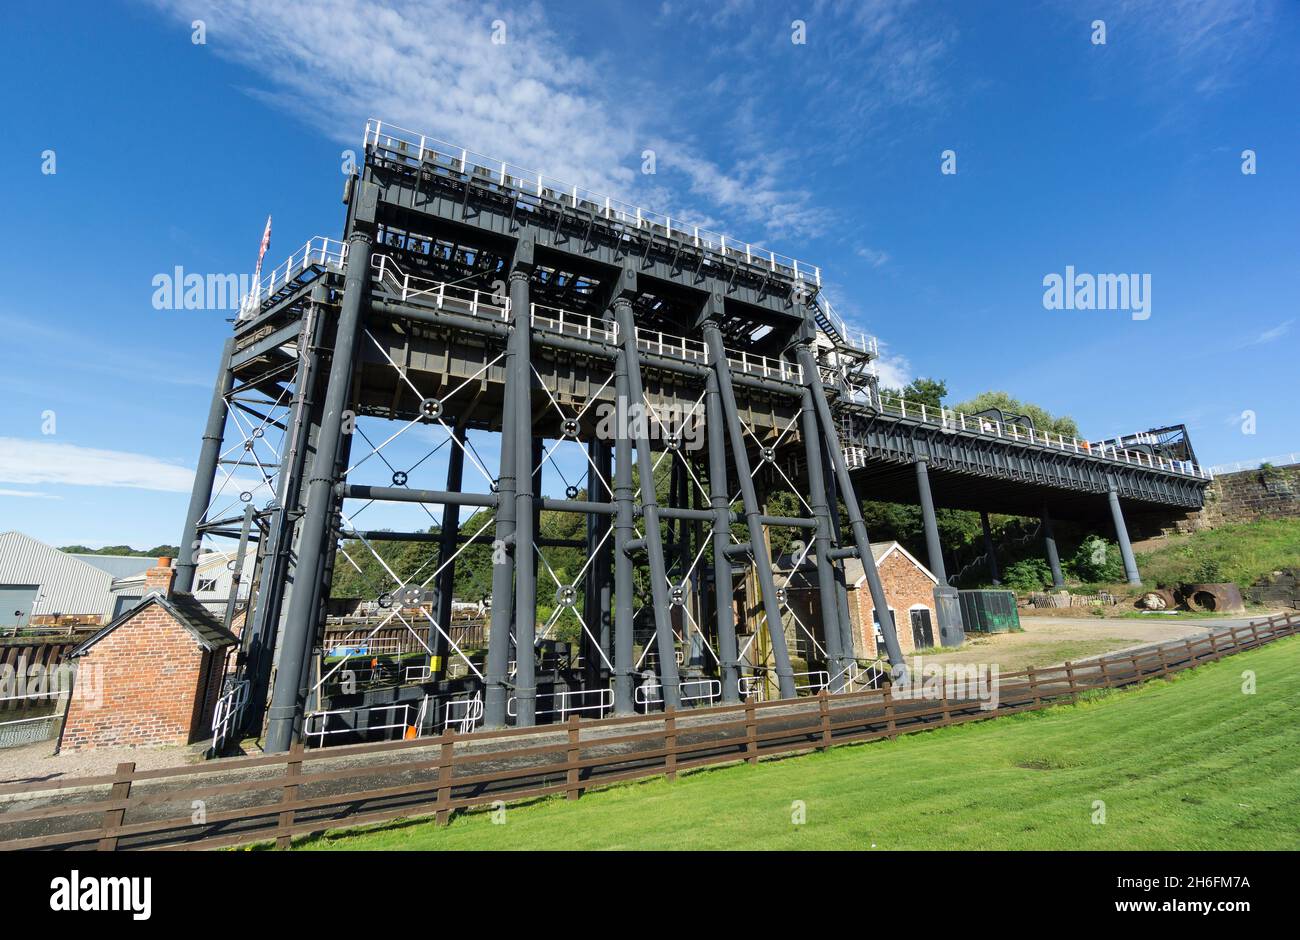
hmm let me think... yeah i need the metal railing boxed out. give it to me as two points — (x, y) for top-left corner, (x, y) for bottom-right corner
(305, 703), (413, 744)
(635, 326), (707, 363)
(864, 395), (1211, 479)
(444, 693), (483, 734)
(210, 679), (249, 754)
(634, 677), (722, 706)
(364, 118), (822, 290)
(530, 303), (617, 343)
(372, 254), (510, 320)
(245, 236), (348, 314)
(509, 687), (614, 721)
(815, 296), (878, 357)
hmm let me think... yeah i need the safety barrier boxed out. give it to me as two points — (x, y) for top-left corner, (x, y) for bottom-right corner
(3, 611), (1292, 851)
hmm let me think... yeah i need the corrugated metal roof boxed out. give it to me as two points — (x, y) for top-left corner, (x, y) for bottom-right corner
(0, 531), (116, 618)
(68, 554), (155, 580)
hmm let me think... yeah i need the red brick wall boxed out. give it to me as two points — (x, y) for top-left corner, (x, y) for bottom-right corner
(849, 550), (938, 658)
(61, 604), (221, 750)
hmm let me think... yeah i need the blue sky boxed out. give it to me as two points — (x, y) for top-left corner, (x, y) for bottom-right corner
(0, 0), (1296, 548)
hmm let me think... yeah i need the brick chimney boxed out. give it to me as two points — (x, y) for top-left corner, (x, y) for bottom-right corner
(144, 556), (176, 598)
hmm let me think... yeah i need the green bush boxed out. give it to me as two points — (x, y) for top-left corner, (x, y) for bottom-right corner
(1003, 557), (1052, 592)
(1190, 558), (1224, 582)
(1068, 536), (1125, 583)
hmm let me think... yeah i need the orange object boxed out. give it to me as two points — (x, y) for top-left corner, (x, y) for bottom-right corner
(404, 725), (418, 740)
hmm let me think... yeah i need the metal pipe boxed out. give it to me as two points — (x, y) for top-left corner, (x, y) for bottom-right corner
(799, 380), (847, 689)
(1108, 485), (1142, 585)
(511, 269), (538, 725)
(980, 511), (1001, 586)
(176, 336), (235, 593)
(612, 314), (637, 715)
(430, 424), (466, 681)
(707, 364), (738, 702)
(614, 297), (681, 707)
(915, 459), (948, 583)
(703, 320), (795, 699)
(1042, 503), (1065, 589)
(265, 231), (372, 753)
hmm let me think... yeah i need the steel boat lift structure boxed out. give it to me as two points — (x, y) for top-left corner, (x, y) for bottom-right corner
(178, 121), (1212, 753)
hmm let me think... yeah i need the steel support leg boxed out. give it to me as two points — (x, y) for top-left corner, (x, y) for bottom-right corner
(794, 340), (908, 684)
(265, 231), (372, 753)
(483, 317), (519, 728)
(1042, 503), (1066, 589)
(430, 423), (466, 681)
(614, 298), (681, 707)
(799, 380), (847, 689)
(582, 440), (613, 688)
(611, 325), (637, 714)
(703, 321), (796, 699)
(915, 460), (948, 583)
(705, 368), (740, 702)
(176, 336), (235, 593)
(980, 511), (1001, 586)
(511, 267), (538, 726)
(1108, 485), (1142, 585)
(824, 441), (856, 660)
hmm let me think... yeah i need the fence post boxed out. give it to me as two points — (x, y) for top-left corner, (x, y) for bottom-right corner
(566, 714), (582, 800)
(1207, 630), (1220, 661)
(1028, 667), (1041, 708)
(884, 683), (897, 737)
(1064, 661), (1077, 700)
(276, 742), (304, 850)
(435, 729), (455, 825)
(745, 699), (758, 765)
(1156, 644), (1170, 677)
(1127, 652), (1141, 686)
(940, 677), (952, 724)
(1248, 620), (1262, 646)
(818, 689), (831, 749)
(664, 706), (678, 781)
(97, 761), (135, 851)
(1098, 658), (1110, 688)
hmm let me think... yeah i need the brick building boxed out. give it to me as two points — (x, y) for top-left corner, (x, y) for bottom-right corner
(59, 558), (238, 751)
(778, 541), (940, 661)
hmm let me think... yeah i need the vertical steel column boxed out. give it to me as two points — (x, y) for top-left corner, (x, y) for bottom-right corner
(483, 313), (519, 728)
(914, 460), (948, 582)
(430, 423), (466, 681)
(583, 439), (613, 688)
(980, 511), (1001, 586)
(703, 320), (796, 699)
(1042, 503), (1066, 588)
(222, 504), (255, 634)
(793, 340), (908, 683)
(265, 231), (372, 753)
(1108, 484), (1142, 585)
(611, 318), (637, 714)
(241, 297), (323, 734)
(510, 267), (538, 725)
(705, 368), (740, 702)
(824, 441), (856, 660)
(176, 336), (235, 593)
(799, 380), (848, 689)
(613, 296), (681, 707)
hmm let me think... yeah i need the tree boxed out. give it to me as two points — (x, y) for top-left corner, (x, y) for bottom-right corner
(882, 376), (947, 408)
(950, 390), (1079, 438)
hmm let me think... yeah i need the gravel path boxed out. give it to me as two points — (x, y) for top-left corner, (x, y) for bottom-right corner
(0, 739), (201, 787)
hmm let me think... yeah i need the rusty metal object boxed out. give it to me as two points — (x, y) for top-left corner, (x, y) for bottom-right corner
(1180, 582), (1246, 614)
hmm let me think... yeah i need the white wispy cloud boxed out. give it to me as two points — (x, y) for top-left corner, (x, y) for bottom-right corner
(0, 438), (196, 492)
(0, 489), (61, 500)
(873, 350), (913, 391)
(855, 246), (891, 268)
(147, 0), (831, 241)
(1242, 318), (1294, 347)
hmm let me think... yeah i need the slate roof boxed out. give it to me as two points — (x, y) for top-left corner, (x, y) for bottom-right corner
(70, 591), (239, 657)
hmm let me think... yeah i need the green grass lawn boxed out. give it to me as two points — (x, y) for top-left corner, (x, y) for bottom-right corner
(295, 636), (1300, 851)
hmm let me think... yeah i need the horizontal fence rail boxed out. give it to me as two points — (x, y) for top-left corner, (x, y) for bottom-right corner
(1, 611), (1294, 851)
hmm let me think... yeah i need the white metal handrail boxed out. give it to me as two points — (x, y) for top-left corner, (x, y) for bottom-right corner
(815, 296), (878, 357)
(508, 687), (614, 721)
(364, 118), (821, 290)
(727, 350), (803, 384)
(305, 703), (410, 744)
(531, 303), (617, 344)
(210, 679), (249, 753)
(870, 395), (1211, 479)
(372, 254), (510, 320)
(444, 693), (483, 733)
(245, 236), (348, 314)
(634, 677), (722, 706)
(635, 326), (707, 363)
(737, 669), (829, 701)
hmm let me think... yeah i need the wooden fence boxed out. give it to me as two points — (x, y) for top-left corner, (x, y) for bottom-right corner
(0, 611), (1295, 852)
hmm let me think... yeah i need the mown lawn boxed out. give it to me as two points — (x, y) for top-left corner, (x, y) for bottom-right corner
(295, 636), (1300, 851)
